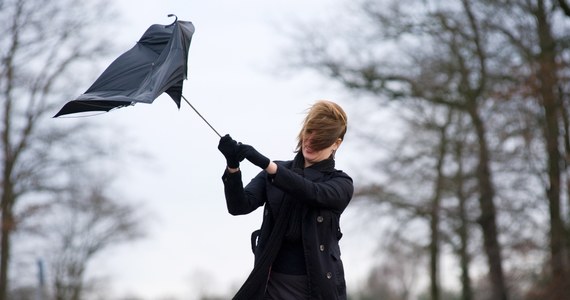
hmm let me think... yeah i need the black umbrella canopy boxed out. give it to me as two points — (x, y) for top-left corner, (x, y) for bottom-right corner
(54, 17), (195, 117)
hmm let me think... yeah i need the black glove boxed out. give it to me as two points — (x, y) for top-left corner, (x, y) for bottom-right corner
(240, 144), (270, 169)
(218, 134), (244, 168)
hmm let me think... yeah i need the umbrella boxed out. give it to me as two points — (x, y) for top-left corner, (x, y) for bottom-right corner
(54, 15), (221, 137)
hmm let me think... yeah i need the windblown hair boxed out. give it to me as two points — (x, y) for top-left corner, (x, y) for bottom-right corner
(295, 100), (348, 152)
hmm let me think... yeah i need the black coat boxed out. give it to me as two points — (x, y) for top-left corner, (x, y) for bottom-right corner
(222, 155), (353, 300)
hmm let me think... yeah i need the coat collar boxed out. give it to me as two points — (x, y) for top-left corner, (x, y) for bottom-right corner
(291, 152), (336, 177)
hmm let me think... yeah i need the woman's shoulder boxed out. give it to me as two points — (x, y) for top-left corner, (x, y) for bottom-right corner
(331, 169), (353, 183)
(274, 159), (294, 168)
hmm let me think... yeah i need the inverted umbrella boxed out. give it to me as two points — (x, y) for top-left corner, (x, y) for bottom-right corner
(54, 15), (221, 137)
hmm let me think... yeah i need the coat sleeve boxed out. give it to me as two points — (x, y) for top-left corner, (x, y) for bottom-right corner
(270, 166), (354, 213)
(222, 169), (267, 215)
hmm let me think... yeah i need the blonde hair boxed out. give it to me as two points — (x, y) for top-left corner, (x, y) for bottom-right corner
(295, 100), (348, 152)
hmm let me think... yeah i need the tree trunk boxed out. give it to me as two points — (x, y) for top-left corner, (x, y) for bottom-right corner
(454, 136), (473, 300)
(535, 0), (569, 289)
(429, 123), (449, 300)
(0, 193), (13, 300)
(0, 5), (19, 298)
(561, 91), (570, 276)
(468, 103), (508, 300)
(0, 104), (14, 300)
(0, 55), (13, 300)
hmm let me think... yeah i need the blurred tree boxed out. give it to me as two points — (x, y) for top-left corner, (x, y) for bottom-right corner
(355, 101), (481, 300)
(350, 234), (424, 300)
(427, 109), (453, 300)
(449, 116), (475, 300)
(286, 0), (570, 298)
(558, 0), (570, 16)
(46, 174), (145, 300)
(534, 0), (567, 289)
(289, 0), (509, 298)
(479, 0), (570, 295)
(0, 0), (118, 299)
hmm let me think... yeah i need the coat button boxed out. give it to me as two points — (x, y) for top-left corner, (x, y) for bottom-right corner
(326, 272), (332, 279)
(320, 245), (325, 252)
(317, 216), (324, 223)
(264, 209), (269, 216)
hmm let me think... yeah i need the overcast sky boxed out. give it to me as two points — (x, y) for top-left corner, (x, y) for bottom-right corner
(75, 1), (384, 298)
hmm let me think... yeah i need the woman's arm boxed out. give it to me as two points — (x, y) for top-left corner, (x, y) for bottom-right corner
(222, 169), (267, 215)
(271, 166), (353, 213)
(241, 145), (353, 212)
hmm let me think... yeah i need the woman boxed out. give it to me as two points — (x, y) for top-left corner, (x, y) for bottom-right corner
(218, 100), (353, 300)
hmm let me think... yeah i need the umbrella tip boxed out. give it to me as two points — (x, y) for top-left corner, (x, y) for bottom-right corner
(166, 14), (178, 27)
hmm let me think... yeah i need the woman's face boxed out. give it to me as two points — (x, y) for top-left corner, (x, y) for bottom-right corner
(302, 132), (340, 167)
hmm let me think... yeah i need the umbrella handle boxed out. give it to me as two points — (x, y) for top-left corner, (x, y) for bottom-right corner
(181, 95), (222, 138)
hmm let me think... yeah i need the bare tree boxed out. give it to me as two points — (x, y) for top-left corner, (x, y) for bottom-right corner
(283, 0), (566, 298)
(291, 0), (509, 298)
(481, 0), (570, 295)
(558, 0), (570, 16)
(535, 0), (568, 290)
(0, 0), (117, 298)
(355, 233), (424, 300)
(450, 116), (475, 300)
(46, 174), (145, 300)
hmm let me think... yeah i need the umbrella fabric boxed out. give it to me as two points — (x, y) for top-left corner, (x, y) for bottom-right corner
(54, 19), (195, 117)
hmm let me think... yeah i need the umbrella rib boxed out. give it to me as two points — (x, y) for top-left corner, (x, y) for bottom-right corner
(181, 95), (222, 138)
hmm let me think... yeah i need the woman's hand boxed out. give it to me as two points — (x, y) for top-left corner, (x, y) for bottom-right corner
(239, 144), (277, 174)
(218, 134), (246, 170)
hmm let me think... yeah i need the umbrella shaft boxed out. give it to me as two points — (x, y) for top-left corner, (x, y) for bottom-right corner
(182, 95), (222, 138)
